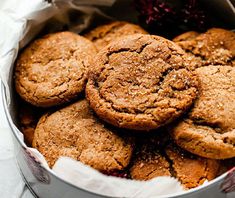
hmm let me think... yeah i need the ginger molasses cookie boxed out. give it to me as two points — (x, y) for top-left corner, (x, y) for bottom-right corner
(173, 31), (200, 42)
(33, 99), (134, 172)
(165, 144), (220, 189)
(172, 66), (235, 159)
(130, 135), (219, 189)
(86, 34), (199, 130)
(15, 32), (97, 107)
(84, 21), (148, 50)
(130, 135), (171, 181)
(176, 28), (235, 66)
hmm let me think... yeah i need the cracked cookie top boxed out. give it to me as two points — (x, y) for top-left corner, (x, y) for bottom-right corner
(32, 99), (134, 171)
(129, 133), (220, 189)
(171, 66), (235, 159)
(84, 21), (148, 51)
(86, 34), (199, 130)
(15, 32), (97, 107)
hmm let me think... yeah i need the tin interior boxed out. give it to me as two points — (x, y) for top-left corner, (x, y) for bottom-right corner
(1, 0), (235, 197)
(2, 83), (229, 197)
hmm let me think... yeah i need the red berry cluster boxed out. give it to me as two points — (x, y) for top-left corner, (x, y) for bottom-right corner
(103, 170), (129, 179)
(135, 0), (207, 35)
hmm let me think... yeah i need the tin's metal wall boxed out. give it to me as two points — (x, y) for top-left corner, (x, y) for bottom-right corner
(1, 0), (235, 197)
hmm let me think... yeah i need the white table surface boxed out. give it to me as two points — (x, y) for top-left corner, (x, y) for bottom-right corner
(0, 83), (34, 198)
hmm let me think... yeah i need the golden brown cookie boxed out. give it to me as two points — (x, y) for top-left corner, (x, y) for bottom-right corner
(15, 32), (97, 107)
(171, 66), (235, 159)
(33, 99), (134, 172)
(173, 31), (200, 42)
(84, 21), (148, 50)
(18, 100), (43, 146)
(176, 28), (235, 67)
(130, 135), (220, 189)
(86, 34), (199, 131)
(165, 144), (220, 189)
(130, 135), (171, 181)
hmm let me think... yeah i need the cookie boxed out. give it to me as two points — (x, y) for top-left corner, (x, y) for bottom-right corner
(130, 135), (171, 181)
(86, 34), (199, 130)
(171, 66), (235, 159)
(130, 135), (220, 189)
(173, 31), (200, 42)
(165, 144), (220, 189)
(15, 32), (97, 107)
(84, 21), (148, 50)
(18, 100), (43, 146)
(176, 28), (235, 67)
(32, 99), (134, 172)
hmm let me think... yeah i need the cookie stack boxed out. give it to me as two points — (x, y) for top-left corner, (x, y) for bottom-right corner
(15, 21), (235, 189)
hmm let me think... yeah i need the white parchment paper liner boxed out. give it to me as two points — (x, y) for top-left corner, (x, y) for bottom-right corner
(3, 0), (234, 197)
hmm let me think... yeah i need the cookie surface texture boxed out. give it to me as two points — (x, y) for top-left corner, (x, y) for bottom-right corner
(172, 66), (235, 159)
(176, 28), (235, 66)
(15, 32), (97, 107)
(33, 99), (134, 171)
(86, 34), (199, 130)
(84, 21), (148, 50)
